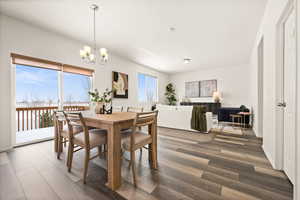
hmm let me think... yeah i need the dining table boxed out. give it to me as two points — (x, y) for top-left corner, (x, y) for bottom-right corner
(54, 111), (158, 191)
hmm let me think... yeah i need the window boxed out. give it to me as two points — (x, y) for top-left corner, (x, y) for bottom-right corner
(138, 73), (158, 103)
(16, 64), (59, 107)
(12, 53), (94, 108)
(63, 72), (91, 106)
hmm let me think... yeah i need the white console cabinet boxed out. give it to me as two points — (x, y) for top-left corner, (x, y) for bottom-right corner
(156, 104), (212, 132)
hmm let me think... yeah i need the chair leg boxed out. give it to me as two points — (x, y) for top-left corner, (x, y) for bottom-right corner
(139, 148), (143, 161)
(130, 150), (137, 187)
(83, 149), (90, 184)
(104, 144), (108, 159)
(68, 142), (74, 172)
(57, 136), (62, 159)
(98, 146), (102, 158)
(148, 144), (153, 164)
(64, 138), (67, 147)
(66, 140), (71, 167)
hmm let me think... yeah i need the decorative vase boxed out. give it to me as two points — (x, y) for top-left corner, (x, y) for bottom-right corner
(95, 102), (104, 114)
(103, 102), (112, 114)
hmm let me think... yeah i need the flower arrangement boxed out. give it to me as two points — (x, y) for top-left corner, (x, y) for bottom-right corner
(88, 88), (113, 114)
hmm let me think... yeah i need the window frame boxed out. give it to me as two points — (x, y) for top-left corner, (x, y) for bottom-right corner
(137, 72), (159, 103)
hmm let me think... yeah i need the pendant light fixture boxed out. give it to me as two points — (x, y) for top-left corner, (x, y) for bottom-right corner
(80, 4), (108, 63)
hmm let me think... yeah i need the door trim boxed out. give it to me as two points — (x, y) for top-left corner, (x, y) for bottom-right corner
(257, 37), (264, 138)
(296, 0), (300, 198)
(275, 0), (295, 170)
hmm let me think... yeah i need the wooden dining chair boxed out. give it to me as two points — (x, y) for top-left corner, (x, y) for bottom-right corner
(124, 106), (144, 153)
(64, 112), (107, 184)
(53, 111), (83, 160)
(121, 111), (158, 186)
(127, 106), (144, 113)
(113, 105), (123, 112)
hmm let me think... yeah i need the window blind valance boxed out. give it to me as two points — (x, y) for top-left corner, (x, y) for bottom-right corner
(62, 64), (94, 76)
(11, 53), (94, 76)
(11, 53), (62, 71)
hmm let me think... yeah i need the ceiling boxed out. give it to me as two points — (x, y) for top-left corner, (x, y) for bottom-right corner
(0, 0), (267, 74)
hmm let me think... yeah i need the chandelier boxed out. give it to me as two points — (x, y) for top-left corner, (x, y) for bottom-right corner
(80, 4), (108, 63)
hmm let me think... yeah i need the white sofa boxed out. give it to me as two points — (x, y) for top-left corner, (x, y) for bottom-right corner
(156, 104), (213, 132)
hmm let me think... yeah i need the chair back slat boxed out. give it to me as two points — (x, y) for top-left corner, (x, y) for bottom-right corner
(53, 110), (65, 132)
(136, 112), (156, 127)
(130, 111), (158, 147)
(64, 112), (90, 147)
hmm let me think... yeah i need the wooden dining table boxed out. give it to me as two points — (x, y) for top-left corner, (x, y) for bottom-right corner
(54, 111), (158, 191)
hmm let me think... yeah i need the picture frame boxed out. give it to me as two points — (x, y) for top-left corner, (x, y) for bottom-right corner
(199, 79), (217, 97)
(112, 71), (128, 98)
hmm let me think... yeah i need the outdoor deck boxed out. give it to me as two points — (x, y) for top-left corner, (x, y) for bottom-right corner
(15, 105), (88, 145)
(16, 127), (54, 145)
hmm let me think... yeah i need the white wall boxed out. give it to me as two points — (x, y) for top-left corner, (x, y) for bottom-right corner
(169, 64), (251, 108)
(94, 56), (169, 110)
(0, 14), (169, 151)
(249, 0), (290, 168)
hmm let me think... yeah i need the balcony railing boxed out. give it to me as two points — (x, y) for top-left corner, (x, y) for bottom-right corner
(16, 105), (88, 132)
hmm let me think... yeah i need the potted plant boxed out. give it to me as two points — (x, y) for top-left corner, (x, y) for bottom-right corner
(88, 89), (104, 114)
(88, 88), (113, 114)
(165, 83), (177, 105)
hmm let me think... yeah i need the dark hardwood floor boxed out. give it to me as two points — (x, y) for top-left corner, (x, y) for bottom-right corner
(0, 126), (293, 200)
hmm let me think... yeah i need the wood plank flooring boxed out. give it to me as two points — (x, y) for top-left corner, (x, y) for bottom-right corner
(0, 127), (293, 200)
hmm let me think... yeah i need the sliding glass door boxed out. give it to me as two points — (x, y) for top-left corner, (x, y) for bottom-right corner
(13, 54), (94, 145)
(16, 65), (59, 144)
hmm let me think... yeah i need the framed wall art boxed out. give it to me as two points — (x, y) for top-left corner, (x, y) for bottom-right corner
(112, 71), (128, 98)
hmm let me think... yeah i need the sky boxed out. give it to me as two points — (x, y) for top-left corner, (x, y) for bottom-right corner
(16, 65), (157, 104)
(16, 65), (90, 104)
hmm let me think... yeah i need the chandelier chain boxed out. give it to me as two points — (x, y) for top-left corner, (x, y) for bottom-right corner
(93, 6), (96, 51)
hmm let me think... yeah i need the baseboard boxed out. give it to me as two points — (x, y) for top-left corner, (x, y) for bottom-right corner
(262, 145), (276, 169)
(252, 127), (257, 136)
(0, 146), (13, 153)
(14, 137), (54, 148)
(252, 128), (263, 139)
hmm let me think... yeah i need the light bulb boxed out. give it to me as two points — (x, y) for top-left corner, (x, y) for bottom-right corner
(80, 49), (86, 58)
(89, 54), (95, 62)
(84, 46), (91, 54)
(100, 48), (107, 56)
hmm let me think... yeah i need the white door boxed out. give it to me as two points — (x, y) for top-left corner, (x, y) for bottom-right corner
(283, 8), (296, 184)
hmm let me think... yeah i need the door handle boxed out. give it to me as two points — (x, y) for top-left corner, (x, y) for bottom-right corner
(277, 102), (286, 107)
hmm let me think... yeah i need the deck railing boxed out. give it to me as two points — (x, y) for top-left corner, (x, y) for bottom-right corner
(16, 105), (88, 132)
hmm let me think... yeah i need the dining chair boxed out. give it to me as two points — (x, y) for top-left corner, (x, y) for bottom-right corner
(127, 106), (144, 113)
(121, 110), (158, 186)
(124, 106), (144, 153)
(53, 110), (83, 160)
(113, 105), (123, 112)
(64, 112), (107, 184)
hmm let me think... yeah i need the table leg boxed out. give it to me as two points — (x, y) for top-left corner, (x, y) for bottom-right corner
(148, 124), (153, 164)
(107, 124), (121, 190)
(149, 121), (158, 169)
